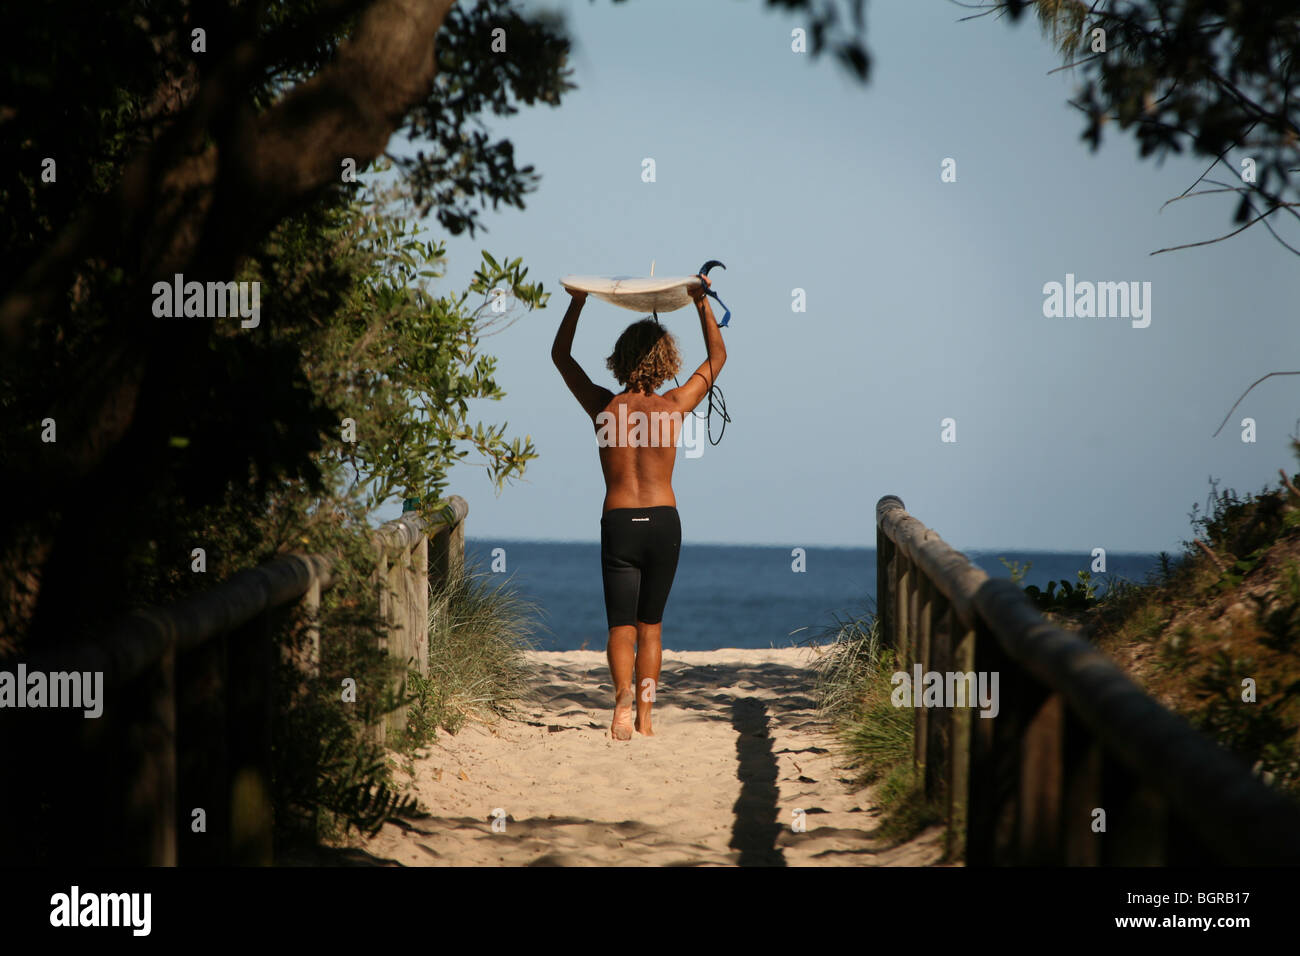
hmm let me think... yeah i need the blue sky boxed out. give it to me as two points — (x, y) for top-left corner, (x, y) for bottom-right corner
(379, 0), (1300, 552)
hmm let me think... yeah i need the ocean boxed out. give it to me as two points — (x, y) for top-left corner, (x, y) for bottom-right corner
(464, 539), (1166, 652)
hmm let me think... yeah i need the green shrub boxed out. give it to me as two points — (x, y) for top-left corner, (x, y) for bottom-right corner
(1187, 476), (1292, 564)
(1192, 652), (1300, 795)
(1023, 570), (1100, 611)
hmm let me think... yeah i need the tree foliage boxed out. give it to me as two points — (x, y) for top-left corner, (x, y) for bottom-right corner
(971, 0), (1300, 254)
(0, 0), (569, 646)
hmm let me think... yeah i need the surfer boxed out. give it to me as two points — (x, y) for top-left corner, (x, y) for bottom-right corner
(551, 275), (727, 739)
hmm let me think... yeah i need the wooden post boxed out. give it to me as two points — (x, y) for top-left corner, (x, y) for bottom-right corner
(367, 544), (390, 748)
(374, 548), (390, 656)
(876, 531), (894, 649)
(428, 526), (449, 591)
(283, 572), (322, 684)
(177, 634), (229, 864)
(384, 547), (412, 742)
(427, 506), (466, 668)
(412, 536), (429, 677)
(428, 526), (450, 658)
(227, 612), (274, 865)
(896, 555), (912, 670)
(874, 493), (905, 654)
(371, 502), (468, 744)
(1061, 710), (1102, 866)
(966, 620), (1019, 865)
(123, 648), (177, 865)
(990, 659), (1033, 864)
(913, 575), (933, 785)
(448, 516), (465, 586)
(1017, 691), (1064, 863)
(924, 599), (954, 807)
(947, 622), (976, 860)
(1099, 751), (1168, 865)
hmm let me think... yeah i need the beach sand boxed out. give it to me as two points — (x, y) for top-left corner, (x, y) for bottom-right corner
(356, 647), (948, 866)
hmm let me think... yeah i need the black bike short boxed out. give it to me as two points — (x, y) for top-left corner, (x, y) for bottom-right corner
(600, 506), (681, 628)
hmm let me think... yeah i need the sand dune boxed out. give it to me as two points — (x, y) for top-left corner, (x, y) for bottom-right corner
(356, 647), (947, 866)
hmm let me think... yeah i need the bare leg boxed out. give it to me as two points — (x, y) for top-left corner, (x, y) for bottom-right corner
(634, 621), (662, 736)
(607, 624), (636, 740)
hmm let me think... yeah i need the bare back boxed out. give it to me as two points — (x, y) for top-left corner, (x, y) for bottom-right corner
(594, 389), (682, 512)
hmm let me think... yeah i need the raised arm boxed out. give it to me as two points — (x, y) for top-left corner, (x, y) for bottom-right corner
(665, 277), (727, 414)
(551, 289), (612, 419)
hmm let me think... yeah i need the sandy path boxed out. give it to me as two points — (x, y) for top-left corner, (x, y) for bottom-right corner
(356, 648), (946, 866)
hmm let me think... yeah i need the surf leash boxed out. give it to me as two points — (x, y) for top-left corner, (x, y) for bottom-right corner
(697, 259), (732, 327)
(692, 259), (731, 445)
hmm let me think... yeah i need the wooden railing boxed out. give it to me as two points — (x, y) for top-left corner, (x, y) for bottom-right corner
(0, 496), (467, 866)
(875, 495), (1300, 865)
(373, 497), (467, 739)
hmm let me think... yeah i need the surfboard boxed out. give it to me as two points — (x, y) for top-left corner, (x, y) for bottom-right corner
(560, 274), (703, 313)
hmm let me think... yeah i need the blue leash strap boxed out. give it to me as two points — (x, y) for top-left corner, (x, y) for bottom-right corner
(704, 286), (731, 328)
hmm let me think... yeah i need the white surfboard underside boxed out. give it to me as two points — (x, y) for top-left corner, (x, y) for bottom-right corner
(560, 274), (702, 313)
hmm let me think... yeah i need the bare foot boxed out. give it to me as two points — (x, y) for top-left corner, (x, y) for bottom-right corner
(635, 715), (655, 737)
(611, 688), (634, 740)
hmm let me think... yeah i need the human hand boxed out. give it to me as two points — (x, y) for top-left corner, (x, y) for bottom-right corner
(691, 274), (711, 302)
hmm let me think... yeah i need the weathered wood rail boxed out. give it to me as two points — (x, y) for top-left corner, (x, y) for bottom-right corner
(875, 494), (1300, 865)
(0, 496), (467, 866)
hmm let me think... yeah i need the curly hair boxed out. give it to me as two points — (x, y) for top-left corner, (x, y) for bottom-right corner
(605, 318), (682, 394)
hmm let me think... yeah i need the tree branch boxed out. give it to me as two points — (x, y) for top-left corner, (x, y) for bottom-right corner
(0, 0), (453, 344)
(1213, 371), (1300, 437)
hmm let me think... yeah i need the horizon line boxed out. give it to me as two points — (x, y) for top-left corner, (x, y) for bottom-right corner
(463, 535), (1173, 555)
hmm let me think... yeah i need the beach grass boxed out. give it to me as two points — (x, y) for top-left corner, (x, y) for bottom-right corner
(809, 604), (944, 845)
(401, 564), (539, 750)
